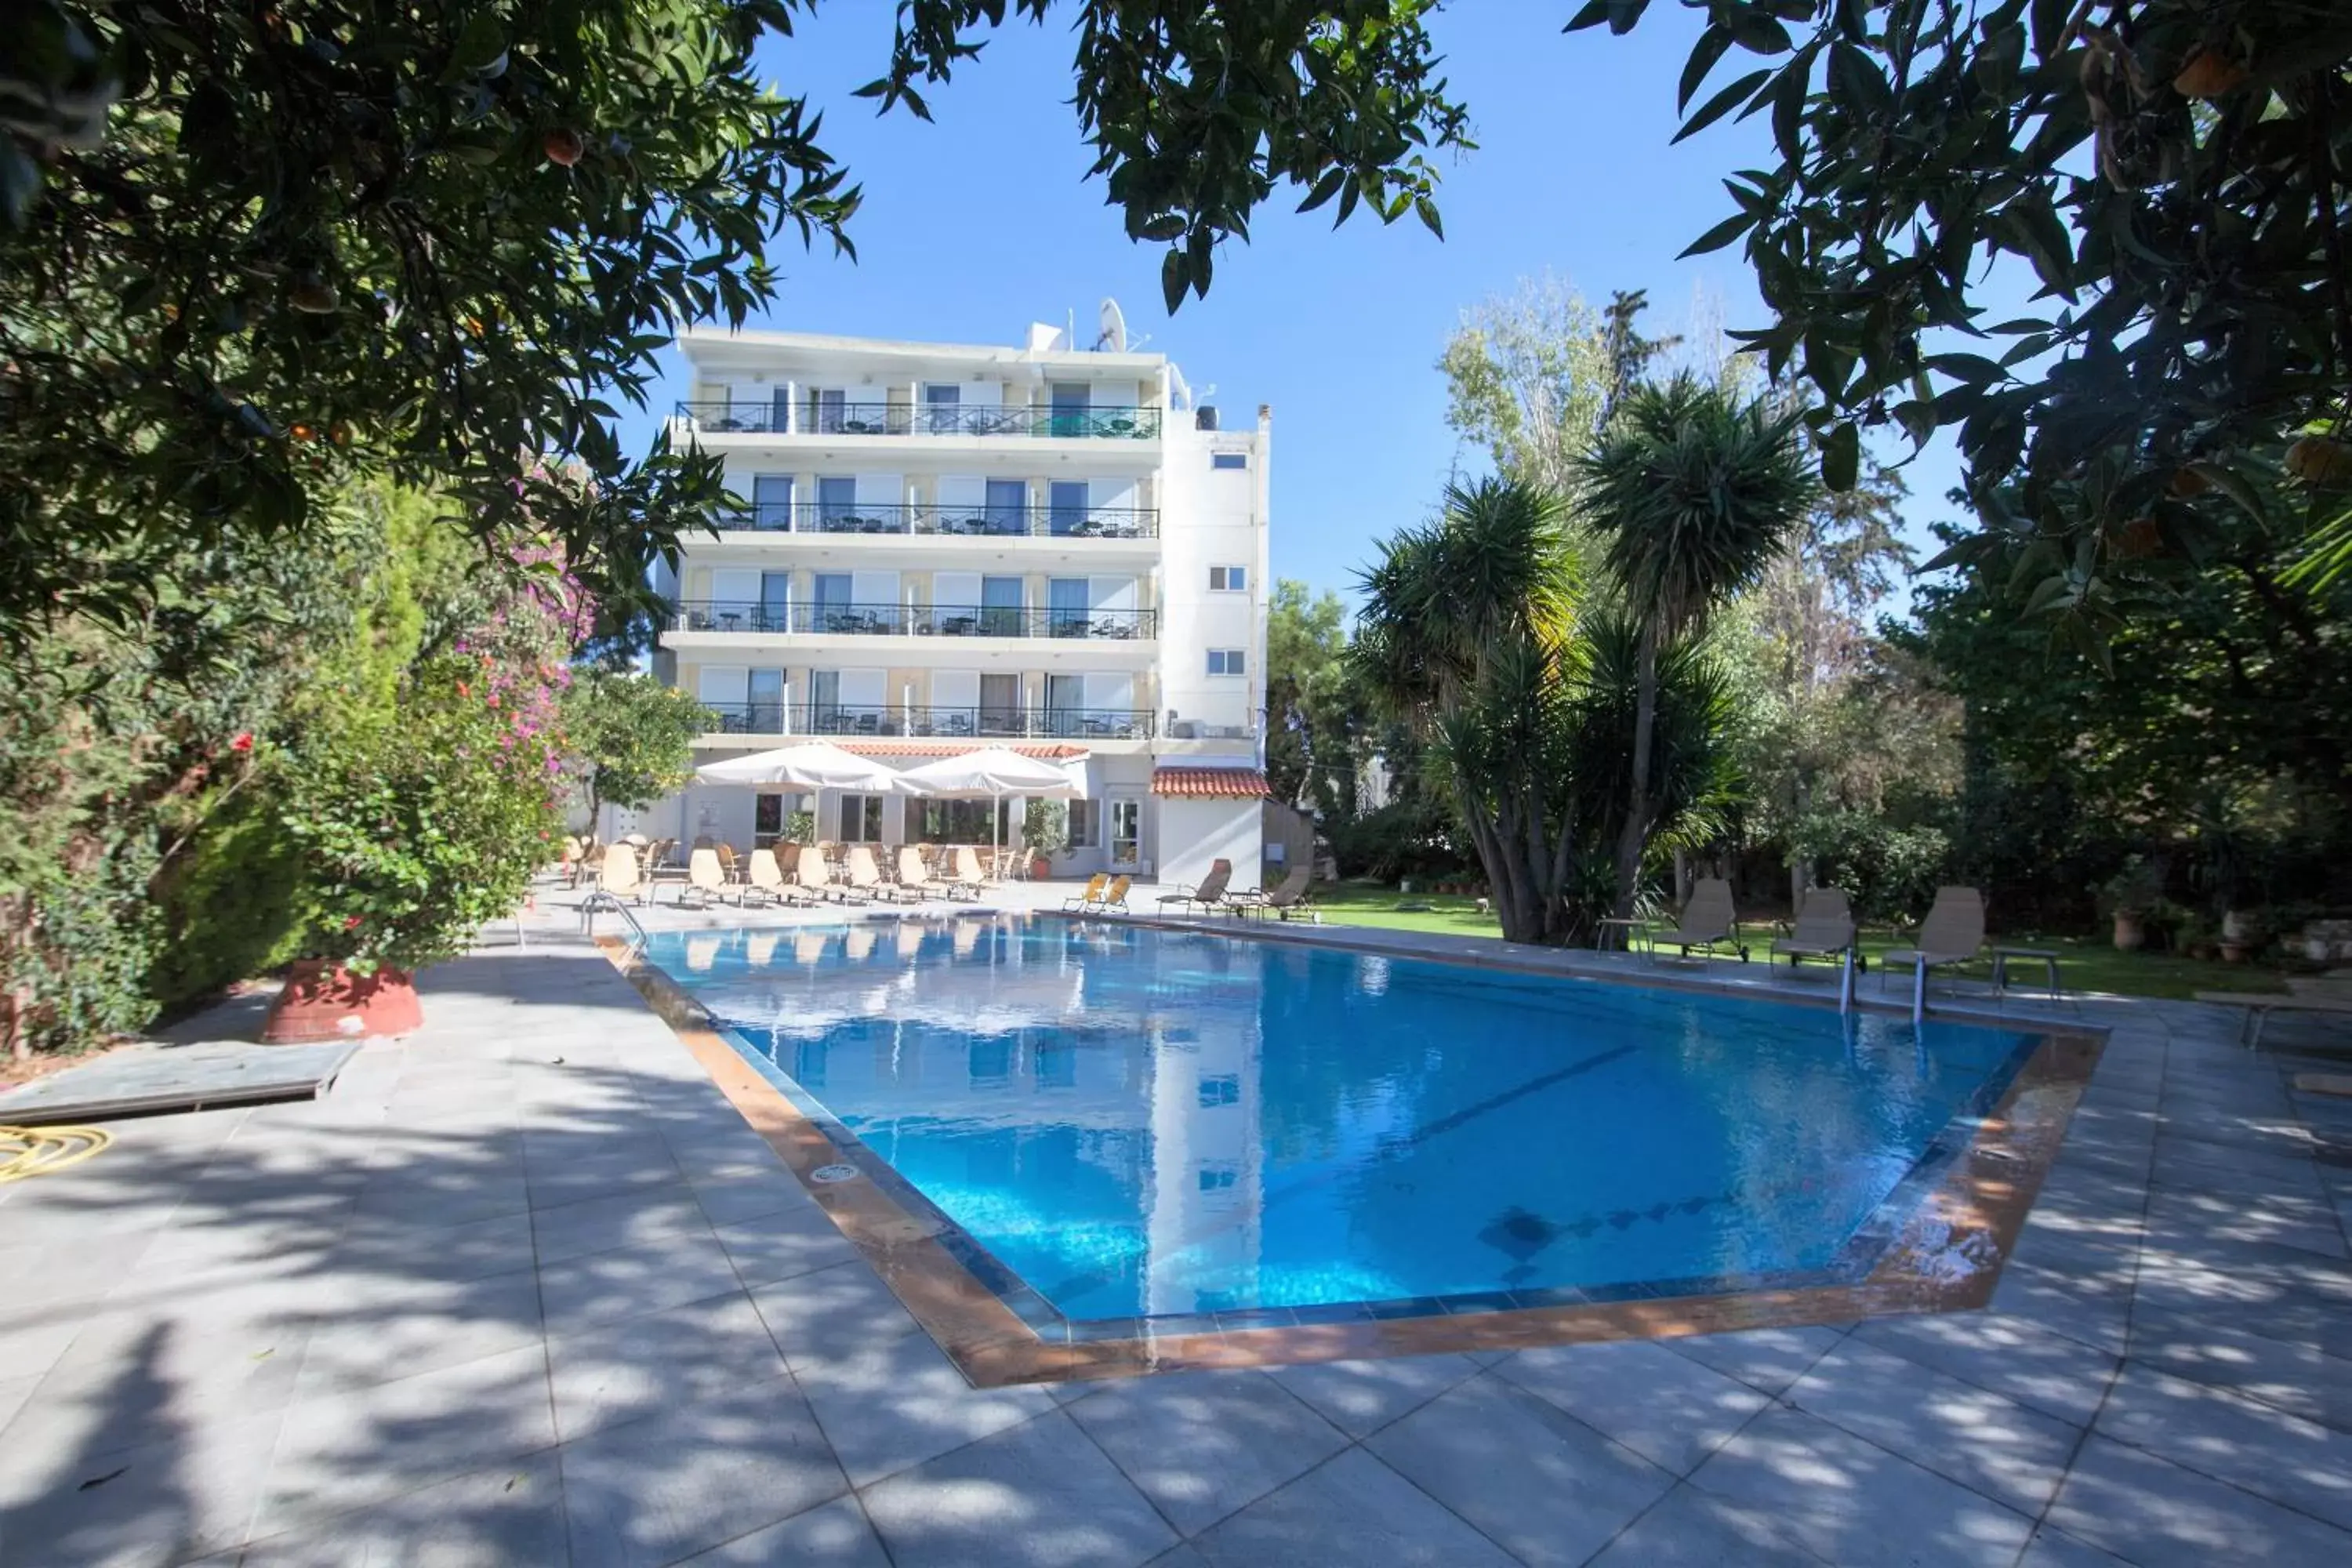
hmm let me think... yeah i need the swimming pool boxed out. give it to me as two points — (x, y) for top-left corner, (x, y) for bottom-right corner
(642, 919), (2044, 1333)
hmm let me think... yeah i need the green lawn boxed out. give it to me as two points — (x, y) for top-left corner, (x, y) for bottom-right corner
(1305, 880), (2296, 1003)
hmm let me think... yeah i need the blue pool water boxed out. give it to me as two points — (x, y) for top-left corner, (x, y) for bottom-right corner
(644, 920), (2037, 1325)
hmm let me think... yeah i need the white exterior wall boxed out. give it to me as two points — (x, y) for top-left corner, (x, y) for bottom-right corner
(1156, 411), (1270, 746)
(1157, 798), (1262, 895)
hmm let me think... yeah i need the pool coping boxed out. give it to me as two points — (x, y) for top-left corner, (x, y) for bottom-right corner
(598, 920), (2106, 1389)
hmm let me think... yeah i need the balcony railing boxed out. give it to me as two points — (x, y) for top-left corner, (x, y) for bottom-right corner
(671, 600), (1157, 641)
(718, 501), (1158, 539)
(700, 702), (1155, 741)
(677, 401), (1162, 440)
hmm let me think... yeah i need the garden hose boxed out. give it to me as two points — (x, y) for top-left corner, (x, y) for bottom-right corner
(0, 1124), (111, 1183)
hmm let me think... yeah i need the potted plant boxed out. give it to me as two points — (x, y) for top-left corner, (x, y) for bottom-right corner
(1022, 798), (1068, 880)
(2096, 857), (2163, 952)
(264, 648), (568, 1042)
(2219, 907), (2263, 964)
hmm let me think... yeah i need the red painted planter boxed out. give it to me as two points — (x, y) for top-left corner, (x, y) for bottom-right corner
(260, 960), (423, 1043)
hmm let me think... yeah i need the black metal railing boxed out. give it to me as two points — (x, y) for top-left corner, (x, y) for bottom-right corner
(677, 401), (1162, 440)
(699, 702), (1154, 740)
(671, 600), (1157, 641)
(717, 501), (1158, 539)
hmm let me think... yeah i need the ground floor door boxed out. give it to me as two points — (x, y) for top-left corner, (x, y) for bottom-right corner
(1107, 793), (1142, 870)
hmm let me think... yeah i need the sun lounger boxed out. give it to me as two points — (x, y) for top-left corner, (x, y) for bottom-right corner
(1772, 886), (1857, 968)
(1156, 858), (1232, 914)
(1645, 877), (1746, 963)
(1262, 866), (1316, 920)
(1229, 865), (1311, 920)
(1881, 885), (1987, 1022)
(1101, 874), (1131, 914)
(797, 844), (866, 905)
(847, 845), (918, 904)
(898, 846), (954, 901)
(949, 847), (991, 899)
(743, 848), (808, 907)
(680, 847), (730, 909)
(1062, 873), (1110, 913)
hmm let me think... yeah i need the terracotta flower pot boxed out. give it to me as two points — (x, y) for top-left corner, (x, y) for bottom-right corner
(261, 960), (423, 1043)
(2111, 913), (2146, 953)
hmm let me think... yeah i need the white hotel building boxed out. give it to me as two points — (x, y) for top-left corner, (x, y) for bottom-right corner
(637, 318), (1271, 888)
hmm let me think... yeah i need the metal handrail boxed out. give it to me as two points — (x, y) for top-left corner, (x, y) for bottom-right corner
(716, 502), (1159, 539)
(677, 401), (1163, 440)
(670, 600), (1157, 640)
(698, 702), (1155, 740)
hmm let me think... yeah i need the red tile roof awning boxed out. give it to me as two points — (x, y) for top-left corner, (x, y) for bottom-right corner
(1152, 766), (1271, 800)
(834, 741), (1088, 760)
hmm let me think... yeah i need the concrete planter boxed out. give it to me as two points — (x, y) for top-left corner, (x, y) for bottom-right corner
(261, 960), (423, 1043)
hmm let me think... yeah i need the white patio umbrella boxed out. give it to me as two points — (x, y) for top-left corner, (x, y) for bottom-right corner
(891, 746), (1080, 869)
(692, 740), (906, 793)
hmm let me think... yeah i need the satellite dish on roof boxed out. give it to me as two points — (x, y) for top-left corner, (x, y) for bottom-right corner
(1167, 362), (1194, 412)
(1096, 297), (1129, 353)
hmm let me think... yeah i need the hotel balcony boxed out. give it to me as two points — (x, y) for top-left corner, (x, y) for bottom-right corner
(668, 601), (1156, 642)
(698, 702), (1156, 742)
(676, 401), (1162, 441)
(715, 500), (1157, 540)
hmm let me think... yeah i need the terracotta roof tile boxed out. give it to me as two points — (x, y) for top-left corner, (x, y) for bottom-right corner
(834, 740), (1087, 760)
(1152, 766), (1270, 800)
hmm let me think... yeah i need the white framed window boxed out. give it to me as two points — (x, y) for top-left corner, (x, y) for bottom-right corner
(1207, 648), (1247, 677)
(1211, 452), (1248, 470)
(1208, 565), (1247, 592)
(837, 793), (885, 843)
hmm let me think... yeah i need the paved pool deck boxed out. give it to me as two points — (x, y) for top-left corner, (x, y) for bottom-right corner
(2, 889), (2349, 1566)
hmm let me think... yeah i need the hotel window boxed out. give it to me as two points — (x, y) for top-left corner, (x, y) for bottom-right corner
(1198, 1074), (1240, 1108)
(1211, 452), (1247, 470)
(1207, 648), (1247, 677)
(1197, 1164), (1238, 1192)
(837, 793), (884, 843)
(1066, 799), (1099, 848)
(1208, 565), (1247, 592)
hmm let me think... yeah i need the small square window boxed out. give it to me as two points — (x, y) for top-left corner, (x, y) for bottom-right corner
(1207, 648), (1247, 677)
(1197, 1074), (1240, 1108)
(1211, 452), (1248, 470)
(1197, 1164), (1238, 1192)
(1208, 565), (1247, 592)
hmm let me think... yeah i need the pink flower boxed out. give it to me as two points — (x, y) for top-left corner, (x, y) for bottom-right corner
(230, 732), (254, 753)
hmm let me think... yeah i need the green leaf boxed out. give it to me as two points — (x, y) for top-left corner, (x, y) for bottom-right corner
(1679, 208), (1759, 259)
(1563, 0), (1613, 33)
(1160, 249), (1186, 314)
(1673, 68), (1773, 143)
(1821, 422), (1860, 492)
(1296, 167), (1346, 215)
(1679, 26), (1734, 111)
(450, 14), (505, 73)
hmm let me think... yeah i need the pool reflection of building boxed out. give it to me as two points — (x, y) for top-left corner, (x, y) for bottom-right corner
(705, 918), (1272, 1316)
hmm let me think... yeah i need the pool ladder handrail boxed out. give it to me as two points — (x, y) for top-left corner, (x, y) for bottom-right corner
(579, 890), (648, 948)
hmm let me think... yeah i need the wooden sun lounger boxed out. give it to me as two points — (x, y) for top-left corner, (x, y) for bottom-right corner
(2197, 988), (2352, 1050)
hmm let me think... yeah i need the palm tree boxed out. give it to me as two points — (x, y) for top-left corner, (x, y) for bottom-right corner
(1577, 375), (1816, 918)
(1355, 477), (1584, 942)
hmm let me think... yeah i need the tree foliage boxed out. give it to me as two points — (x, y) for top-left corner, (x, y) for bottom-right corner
(563, 670), (710, 830)
(1573, 0), (2352, 647)
(3, 1), (1473, 642)
(1265, 579), (1371, 817)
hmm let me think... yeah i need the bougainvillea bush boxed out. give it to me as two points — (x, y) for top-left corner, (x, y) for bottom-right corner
(277, 546), (590, 974)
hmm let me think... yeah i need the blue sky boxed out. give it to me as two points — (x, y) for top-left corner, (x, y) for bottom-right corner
(622, 5), (1967, 608)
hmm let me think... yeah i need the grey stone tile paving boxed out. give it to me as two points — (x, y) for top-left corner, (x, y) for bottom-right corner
(557, 1379), (848, 1568)
(1781, 1339), (2084, 1513)
(1363, 1373), (1675, 1566)
(1582, 1480), (1831, 1566)
(2, 919), (2349, 1566)
(674, 1494), (891, 1566)
(1262, 1350), (1483, 1438)
(1065, 1370), (1350, 1534)
(2045, 1434), (2352, 1567)
(859, 1410), (1177, 1568)
(1690, 1406), (2037, 1568)
(1495, 1337), (1773, 1473)
(235, 1453), (570, 1566)
(1186, 1446), (1516, 1566)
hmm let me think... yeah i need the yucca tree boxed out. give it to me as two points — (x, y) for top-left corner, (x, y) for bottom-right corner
(1577, 376), (1816, 918)
(1355, 477), (1585, 942)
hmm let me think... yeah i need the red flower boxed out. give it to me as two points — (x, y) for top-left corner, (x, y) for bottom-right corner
(343, 914), (362, 929)
(230, 732), (254, 753)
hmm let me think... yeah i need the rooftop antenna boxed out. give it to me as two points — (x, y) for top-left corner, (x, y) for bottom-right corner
(1095, 297), (1129, 353)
